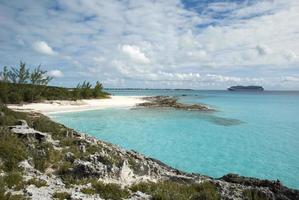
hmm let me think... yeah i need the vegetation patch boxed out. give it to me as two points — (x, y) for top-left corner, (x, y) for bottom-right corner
(26, 178), (47, 188)
(0, 131), (28, 172)
(2, 171), (24, 190)
(52, 192), (71, 200)
(0, 62), (109, 104)
(130, 180), (220, 200)
(243, 189), (269, 200)
(80, 187), (97, 195)
(91, 181), (130, 200)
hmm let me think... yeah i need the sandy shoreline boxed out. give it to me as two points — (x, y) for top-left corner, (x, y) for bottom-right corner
(8, 96), (147, 115)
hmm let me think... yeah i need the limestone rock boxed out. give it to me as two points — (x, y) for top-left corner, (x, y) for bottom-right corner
(72, 159), (107, 178)
(138, 96), (213, 111)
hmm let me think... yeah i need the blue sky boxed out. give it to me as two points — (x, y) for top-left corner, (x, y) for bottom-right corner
(0, 0), (299, 90)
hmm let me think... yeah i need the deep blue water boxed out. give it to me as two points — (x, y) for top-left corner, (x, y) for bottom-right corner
(50, 90), (299, 189)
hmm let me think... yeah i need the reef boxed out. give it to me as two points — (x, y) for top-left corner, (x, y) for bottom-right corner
(138, 96), (214, 111)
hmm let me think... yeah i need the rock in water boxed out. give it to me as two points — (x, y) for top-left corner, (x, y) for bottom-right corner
(138, 96), (213, 111)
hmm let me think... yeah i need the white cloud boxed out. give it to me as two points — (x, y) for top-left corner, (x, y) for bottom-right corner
(48, 70), (64, 78)
(121, 45), (150, 64)
(282, 76), (299, 82)
(32, 41), (56, 55)
(284, 51), (297, 61)
(187, 50), (208, 61)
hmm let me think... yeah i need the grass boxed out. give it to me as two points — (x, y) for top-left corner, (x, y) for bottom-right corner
(130, 181), (220, 200)
(0, 191), (28, 200)
(2, 171), (24, 190)
(30, 142), (60, 172)
(26, 178), (48, 188)
(52, 192), (71, 200)
(80, 187), (97, 195)
(0, 104), (29, 126)
(91, 181), (130, 200)
(243, 189), (269, 200)
(0, 131), (28, 172)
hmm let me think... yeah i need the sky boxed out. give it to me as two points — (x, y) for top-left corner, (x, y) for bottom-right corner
(0, 0), (299, 90)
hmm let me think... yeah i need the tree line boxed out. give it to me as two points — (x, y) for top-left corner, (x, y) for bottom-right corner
(0, 62), (109, 104)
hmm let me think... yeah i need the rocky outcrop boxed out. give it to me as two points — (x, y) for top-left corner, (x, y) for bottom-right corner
(220, 174), (299, 200)
(9, 119), (48, 142)
(138, 96), (213, 111)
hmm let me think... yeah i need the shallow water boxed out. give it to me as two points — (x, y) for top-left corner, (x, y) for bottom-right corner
(51, 90), (299, 189)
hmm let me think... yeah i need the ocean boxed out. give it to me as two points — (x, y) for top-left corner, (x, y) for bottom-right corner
(50, 89), (299, 189)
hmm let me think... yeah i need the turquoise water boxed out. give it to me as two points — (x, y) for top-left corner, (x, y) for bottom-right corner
(51, 90), (299, 189)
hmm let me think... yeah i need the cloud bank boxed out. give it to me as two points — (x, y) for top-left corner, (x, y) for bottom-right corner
(0, 0), (298, 89)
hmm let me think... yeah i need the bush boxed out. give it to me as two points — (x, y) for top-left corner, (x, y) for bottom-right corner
(26, 178), (47, 188)
(30, 143), (54, 172)
(32, 117), (63, 136)
(52, 192), (71, 200)
(130, 181), (220, 200)
(0, 104), (29, 126)
(0, 79), (110, 104)
(81, 187), (96, 195)
(3, 171), (24, 189)
(0, 132), (28, 171)
(91, 181), (130, 200)
(243, 189), (269, 200)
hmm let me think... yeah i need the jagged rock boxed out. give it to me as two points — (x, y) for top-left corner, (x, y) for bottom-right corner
(72, 159), (107, 178)
(65, 152), (75, 163)
(9, 119), (47, 142)
(0, 111), (5, 117)
(138, 96), (213, 111)
(79, 144), (86, 153)
(220, 174), (299, 200)
(128, 191), (152, 200)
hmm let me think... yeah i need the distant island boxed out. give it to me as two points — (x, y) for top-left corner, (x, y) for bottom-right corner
(228, 85), (264, 91)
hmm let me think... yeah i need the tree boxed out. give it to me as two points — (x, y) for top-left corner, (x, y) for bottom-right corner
(30, 65), (52, 85)
(8, 62), (30, 84)
(93, 81), (103, 97)
(0, 66), (10, 82)
(80, 81), (93, 98)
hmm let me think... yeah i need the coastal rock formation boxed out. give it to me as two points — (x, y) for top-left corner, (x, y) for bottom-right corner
(138, 96), (213, 111)
(220, 174), (299, 200)
(9, 119), (48, 142)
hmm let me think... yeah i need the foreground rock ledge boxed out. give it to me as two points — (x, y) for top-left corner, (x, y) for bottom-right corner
(138, 96), (214, 111)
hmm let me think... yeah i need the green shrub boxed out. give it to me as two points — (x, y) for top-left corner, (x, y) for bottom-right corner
(243, 189), (269, 200)
(26, 178), (47, 188)
(91, 181), (130, 200)
(32, 117), (63, 136)
(3, 171), (24, 189)
(30, 143), (54, 172)
(0, 190), (28, 200)
(52, 192), (71, 200)
(0, 78), (110, 104)
(0, 104), (29, 126)
(0, 132), (28, 171)
(130, 181), (220, 200)
(56, 161), (75, 187)
(191, 182), (221, 200)
(81, 187), (96, 195)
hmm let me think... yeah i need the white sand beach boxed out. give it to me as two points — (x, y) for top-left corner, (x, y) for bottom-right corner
(8, 96), (147, 114)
